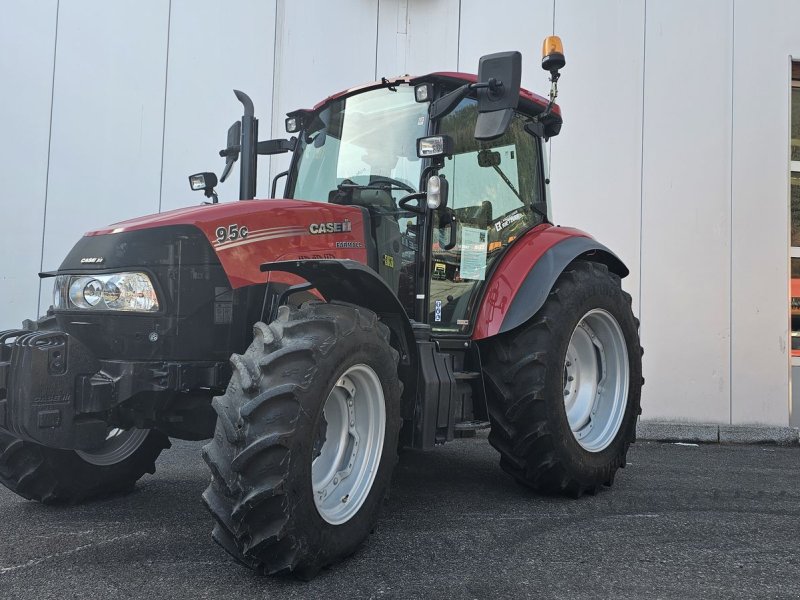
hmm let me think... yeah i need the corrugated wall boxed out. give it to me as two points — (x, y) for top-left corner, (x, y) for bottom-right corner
(0, 0), (797, 426)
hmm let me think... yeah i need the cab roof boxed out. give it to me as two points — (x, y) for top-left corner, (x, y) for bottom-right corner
(298, 72), (562, 134)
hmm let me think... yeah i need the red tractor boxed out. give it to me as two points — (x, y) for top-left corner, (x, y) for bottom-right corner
(0, 38), (642, 578)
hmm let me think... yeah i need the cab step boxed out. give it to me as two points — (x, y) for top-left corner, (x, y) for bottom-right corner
(453, 371), (481, 381)
(454, 419), (491, 431)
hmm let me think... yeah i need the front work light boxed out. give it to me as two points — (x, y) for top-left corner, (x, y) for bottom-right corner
(414, 83), (433, 103)
(189, 172), (218, 192)
(285, 116), (300, 133)
(417, 135), (454, 159)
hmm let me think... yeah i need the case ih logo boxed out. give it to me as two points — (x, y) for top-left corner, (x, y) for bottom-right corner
(79, 257), (104, 264)
(309, 220), (352, 235)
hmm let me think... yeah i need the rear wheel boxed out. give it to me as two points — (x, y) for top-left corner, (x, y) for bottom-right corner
(483, 260), (643, 496)
(202, 302), (401, 578)
(0, 428), (169, 503)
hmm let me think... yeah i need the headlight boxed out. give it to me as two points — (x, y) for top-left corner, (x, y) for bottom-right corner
(53, 272), (159, 312)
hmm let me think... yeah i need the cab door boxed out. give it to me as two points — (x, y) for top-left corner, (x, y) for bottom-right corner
(428, 98), (547, 333)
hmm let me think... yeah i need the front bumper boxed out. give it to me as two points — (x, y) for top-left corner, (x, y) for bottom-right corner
(0, 328), (227, 450)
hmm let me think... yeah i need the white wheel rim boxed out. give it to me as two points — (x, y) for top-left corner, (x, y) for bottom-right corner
(311, 364), (386, 525)
(563, 309), (629, 452)
(75, 428), (150, 466)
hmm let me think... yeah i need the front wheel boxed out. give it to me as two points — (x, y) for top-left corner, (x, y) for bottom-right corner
(0, 428), (169, 503)
(202, 302), (402, 578)
(483, 260), (643, 496)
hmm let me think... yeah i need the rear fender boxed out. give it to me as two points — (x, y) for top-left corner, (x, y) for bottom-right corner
(472, 225), (628, 340)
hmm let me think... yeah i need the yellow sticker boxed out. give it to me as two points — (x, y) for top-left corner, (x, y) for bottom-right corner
(383, 255), (395, 268)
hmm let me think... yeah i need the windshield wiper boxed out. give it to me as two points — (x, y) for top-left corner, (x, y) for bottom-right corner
(490, 165), (548, 221)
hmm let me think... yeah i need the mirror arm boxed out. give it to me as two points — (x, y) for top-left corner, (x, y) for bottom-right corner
(429, 84), (471, 120)
(219, 146), (241, 158)
(256, 137), (296, 155)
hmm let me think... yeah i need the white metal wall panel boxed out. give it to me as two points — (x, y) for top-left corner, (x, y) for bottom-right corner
(3, 0), (800, 425)
(376, 0), (460, 77)
(639, 0), (733, 423)
(458, 0), (552, 80)
(548, 0), (644, 318)
(38, 1), (170, 314)
(160, 0), (277, 209)
(729, 0), (800, 425)
(0, 2), (58, 329)
(268, 0), (380, 182)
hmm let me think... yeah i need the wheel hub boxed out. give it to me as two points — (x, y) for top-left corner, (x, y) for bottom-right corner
(563, 309), (629, 452)
(75, 428), (150, 466)
(311, 364), (386, 525)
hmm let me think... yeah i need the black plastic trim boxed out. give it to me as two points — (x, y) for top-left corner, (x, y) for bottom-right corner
(260, 259), (416, 366)
(500, 236), (628, 335)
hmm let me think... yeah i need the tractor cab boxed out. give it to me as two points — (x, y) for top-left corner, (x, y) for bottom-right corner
(193, 49), (564, 335)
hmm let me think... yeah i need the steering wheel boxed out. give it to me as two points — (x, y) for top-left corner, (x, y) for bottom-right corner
(367, 175), (417, 194)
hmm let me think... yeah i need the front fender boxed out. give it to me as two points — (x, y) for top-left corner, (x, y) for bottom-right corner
(260, 259), (416, 368)
(472, 225), (628, 340)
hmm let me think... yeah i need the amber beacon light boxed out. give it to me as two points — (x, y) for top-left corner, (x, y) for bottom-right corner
(541, 35), (566, 73)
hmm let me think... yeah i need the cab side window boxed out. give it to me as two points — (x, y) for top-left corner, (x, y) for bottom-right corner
(429, 98), (545, 332)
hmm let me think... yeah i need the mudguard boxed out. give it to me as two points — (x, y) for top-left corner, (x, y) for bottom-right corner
(260, 259), (416, 368)
(472, 225), (628, 340)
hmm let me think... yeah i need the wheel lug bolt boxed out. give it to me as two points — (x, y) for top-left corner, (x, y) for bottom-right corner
(567, 375), (574, 382)
(566, 361), (572, 367)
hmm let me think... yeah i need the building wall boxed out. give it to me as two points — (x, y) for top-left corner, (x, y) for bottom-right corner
(1, 0), (798, 426)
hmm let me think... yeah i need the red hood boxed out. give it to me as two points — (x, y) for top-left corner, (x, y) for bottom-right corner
(87, 198), (368, 289)
(88, 199), (304, 236)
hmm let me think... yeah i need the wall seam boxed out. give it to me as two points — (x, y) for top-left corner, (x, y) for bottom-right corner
(547, 0), (556, 180)
(638, 1), (647, 331)
(374, 0), (380, 80)
(456, 0), (462, 70)
(157, 0), (172, 214)
(729, 0), (735, 425)
(269, 0), (282, 181)
(36, 0), (60, 316)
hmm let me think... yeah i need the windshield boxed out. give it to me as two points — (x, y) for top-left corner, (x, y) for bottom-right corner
(290, 85), (428, 202)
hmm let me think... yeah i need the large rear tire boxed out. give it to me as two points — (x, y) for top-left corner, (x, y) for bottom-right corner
(0, 428), (169, 503)
(202, 302), (402, 579)
(482, 260), (643, 496)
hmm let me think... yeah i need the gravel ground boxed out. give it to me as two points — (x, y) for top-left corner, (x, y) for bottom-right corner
(0, 435), (798, 599)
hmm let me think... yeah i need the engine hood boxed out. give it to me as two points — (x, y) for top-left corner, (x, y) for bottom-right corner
(73, 198), (368, 288)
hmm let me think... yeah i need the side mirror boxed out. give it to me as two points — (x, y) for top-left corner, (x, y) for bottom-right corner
(477, 149), (501, 168)
(219, 120), (241, 183)
(475, 51), (521, 141)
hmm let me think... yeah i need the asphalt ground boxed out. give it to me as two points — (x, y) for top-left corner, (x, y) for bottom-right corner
(0, 435), (798, 599)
